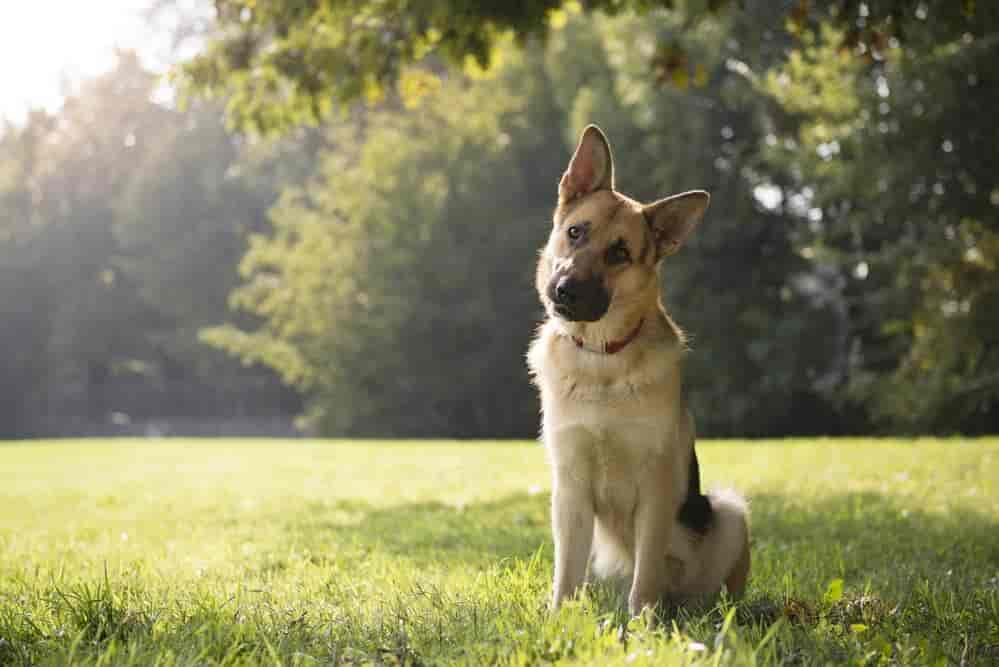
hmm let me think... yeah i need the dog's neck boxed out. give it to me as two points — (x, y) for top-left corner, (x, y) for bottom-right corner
(571, 317), (645, 354)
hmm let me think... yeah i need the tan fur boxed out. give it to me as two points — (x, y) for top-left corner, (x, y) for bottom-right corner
(528, 125), (750, 615)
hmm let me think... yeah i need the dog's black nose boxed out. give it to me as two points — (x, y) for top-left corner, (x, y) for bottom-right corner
(549, 275), (610, 322)
(554, 277), (576, 305)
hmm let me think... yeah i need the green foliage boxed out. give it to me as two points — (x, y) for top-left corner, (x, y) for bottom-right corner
(4, 1), (998, 436)
(0, 55), (170, 428)
(760, 5), (999, 431)
(1, 438), (997, 664)
(0, 53), (296, 433)
(177, 0), (768, 135)
(179, 1), (984, 136)
(112, 102), (308, 392)
(562, 7), (846, 435)
(0, 115), (56, 435)
(208, 7), (853, 436)
(206, 45), (562, 436)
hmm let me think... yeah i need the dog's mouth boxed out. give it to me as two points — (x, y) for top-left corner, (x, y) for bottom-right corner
(551, 301), (609, 323)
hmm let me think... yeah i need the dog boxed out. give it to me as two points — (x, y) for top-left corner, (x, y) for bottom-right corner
(527, 125), (750, 616)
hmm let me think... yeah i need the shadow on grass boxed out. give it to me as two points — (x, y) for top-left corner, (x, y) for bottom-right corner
(280, 489), (999, 581)
(747, 491), (999, 582)
(261, 489), (998, 662)
(286, 493), (552, 567)
(5, 491), (996, 666)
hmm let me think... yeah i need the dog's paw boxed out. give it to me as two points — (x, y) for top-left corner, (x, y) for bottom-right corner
(628, 591), (658, 618)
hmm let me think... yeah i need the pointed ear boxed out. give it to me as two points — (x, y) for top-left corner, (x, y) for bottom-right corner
(559, 124), (615, 202)
(643, 190), (710, 259)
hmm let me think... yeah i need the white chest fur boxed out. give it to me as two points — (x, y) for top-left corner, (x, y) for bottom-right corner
(530, 328), (693, 517)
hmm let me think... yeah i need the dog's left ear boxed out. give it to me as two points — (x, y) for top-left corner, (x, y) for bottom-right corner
(559, 125), (615, 202)
(643, 190), (710, 259)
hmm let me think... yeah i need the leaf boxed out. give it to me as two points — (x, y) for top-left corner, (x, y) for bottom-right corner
(694, 63), (709, 87)
(398, 69), (442, 110)
(548, 8), (569, 30)
(671, 67), (689, 90)
(823, 578), (844, 604)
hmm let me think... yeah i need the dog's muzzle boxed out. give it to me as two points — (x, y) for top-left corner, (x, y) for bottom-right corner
(549, 275), (610, 322)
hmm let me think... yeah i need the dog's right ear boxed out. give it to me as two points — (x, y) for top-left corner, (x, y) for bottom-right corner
(559, 125), (615, 203)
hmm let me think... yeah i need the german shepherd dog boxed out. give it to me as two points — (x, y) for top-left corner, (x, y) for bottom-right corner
(528, 125), (750, 615)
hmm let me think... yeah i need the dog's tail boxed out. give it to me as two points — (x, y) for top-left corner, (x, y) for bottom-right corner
(694, 489), (751, 598)
(713, 489), (751, 596)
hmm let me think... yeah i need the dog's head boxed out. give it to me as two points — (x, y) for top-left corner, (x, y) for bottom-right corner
(537, 125), (709, 324)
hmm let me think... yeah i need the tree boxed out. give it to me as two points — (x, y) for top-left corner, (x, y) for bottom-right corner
(761, 6), (999, 431)
(178, 1), (980, 135)
(113, 101), (307, 418)
(0, 114), (57, 435)
(554, 6), (854, 435)
(17, 53), (169, 422)
(203, 44), (562, 436)
(204, 5), (854, 437)
(185, 0), (997, 435)
(0, 52), (300, 435)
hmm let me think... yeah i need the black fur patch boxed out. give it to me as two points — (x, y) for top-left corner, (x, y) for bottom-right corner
(677, 447), (714, 535)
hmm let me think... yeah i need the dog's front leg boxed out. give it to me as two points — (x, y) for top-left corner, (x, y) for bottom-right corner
(551, 475), (594, 609)
(628, 470), (673, 616)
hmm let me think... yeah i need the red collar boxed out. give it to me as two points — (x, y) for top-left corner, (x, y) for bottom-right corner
(572, 318), (645, 354)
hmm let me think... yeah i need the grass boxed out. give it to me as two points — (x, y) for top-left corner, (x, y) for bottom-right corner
(0, 438), (996, 665)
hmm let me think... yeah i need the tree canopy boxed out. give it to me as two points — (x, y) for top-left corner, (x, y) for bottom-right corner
(179, 1), (986, 134)
(1, 0), (994, 437)
(196, 2), (999, 435)
(0, 53), (298, 436)
(192, 0), (997, 435)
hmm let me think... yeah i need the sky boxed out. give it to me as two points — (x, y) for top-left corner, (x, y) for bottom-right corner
(0, 1), (165, 122)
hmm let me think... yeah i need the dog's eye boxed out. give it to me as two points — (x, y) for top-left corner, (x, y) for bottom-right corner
(567, 225), (583, 240)
(606, 240), (631, 265)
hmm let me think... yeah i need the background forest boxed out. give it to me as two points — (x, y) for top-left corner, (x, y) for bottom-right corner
(1, 0), (996, 438)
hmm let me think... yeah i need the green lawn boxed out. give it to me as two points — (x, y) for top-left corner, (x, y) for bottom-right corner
(1, 438), (997, 665)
